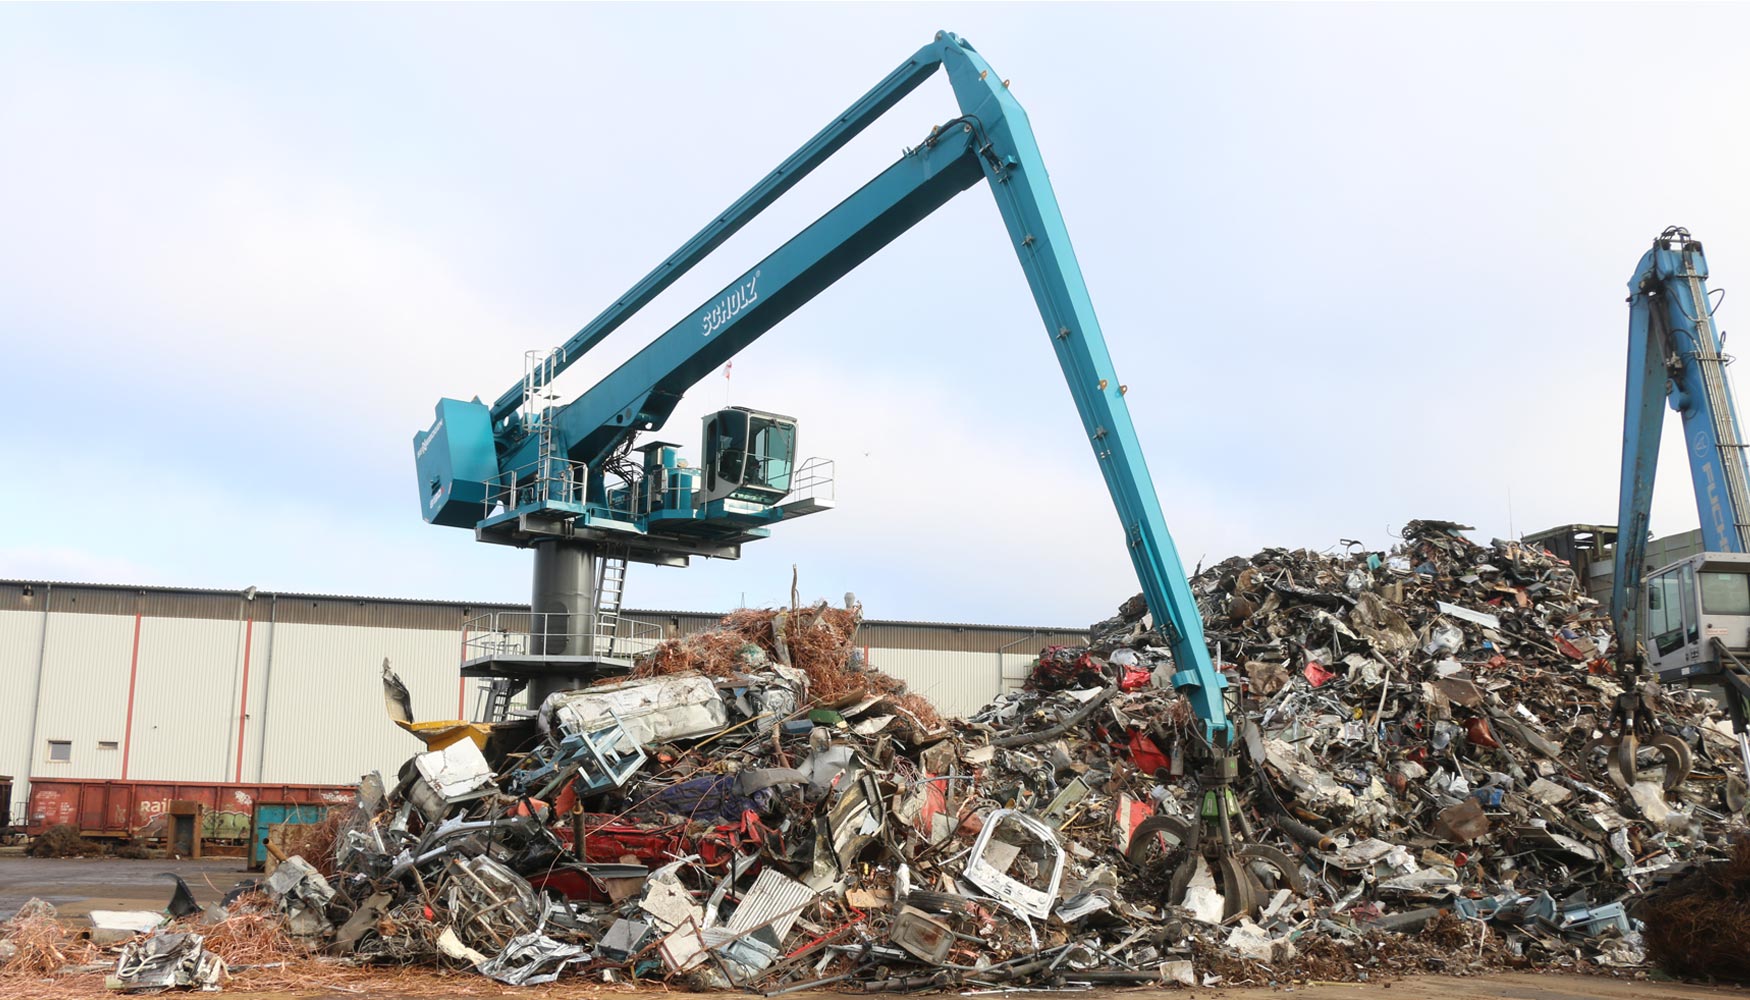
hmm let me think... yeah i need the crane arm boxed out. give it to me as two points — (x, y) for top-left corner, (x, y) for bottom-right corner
(1613, 228), (1750, 660)
(420, 31), (1231, 741)
(933, 38), (1229, 738)
(504, 124), (987, 478)
(486, 42), (951, 427)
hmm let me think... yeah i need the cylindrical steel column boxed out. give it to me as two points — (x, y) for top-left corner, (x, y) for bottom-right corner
(529, 539), (597, 706)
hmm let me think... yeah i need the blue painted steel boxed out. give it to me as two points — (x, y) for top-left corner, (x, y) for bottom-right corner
(929, 35), (1229, 738)
(415, 31), (1231, 739)
(517, 129), (986, 479)
(1613, 229), (1750, 654)
(413, 397), (498, 528)
(251, 802), (330, 869)
(485, 46), (950, 426)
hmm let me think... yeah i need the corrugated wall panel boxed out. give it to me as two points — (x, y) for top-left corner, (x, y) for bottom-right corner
(256, 623), (460, 785)
(0, 608), (48, 812)
(31, 611), (136, 779)
(233, 620), (275, 786)
(129, 616), (249, 783)
(860, 647), (1003, 719)
(856, 623), (1087, 654)
(1, 579), (1090, 790)
(0, 581), (1089, 649)
(998, 651), (1035, 694)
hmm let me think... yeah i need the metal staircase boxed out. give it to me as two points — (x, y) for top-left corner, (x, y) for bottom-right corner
(478, 677), (527, 723)
(594, 550), (628, 656)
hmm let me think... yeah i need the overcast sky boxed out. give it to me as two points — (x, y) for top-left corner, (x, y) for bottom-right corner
(4, 3), (1750, 626)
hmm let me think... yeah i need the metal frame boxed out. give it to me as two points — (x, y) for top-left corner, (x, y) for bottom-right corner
(1614, 227), (1750, 659)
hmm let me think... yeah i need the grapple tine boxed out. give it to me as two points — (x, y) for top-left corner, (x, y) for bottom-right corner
(1217, 854), (1262, 921)
(1610, 734), (1639, 790)
(1237, 843), (1307, 895)
(1649, 733), (1694, 789)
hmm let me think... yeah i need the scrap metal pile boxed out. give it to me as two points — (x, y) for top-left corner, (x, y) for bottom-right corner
(36, 520), (1748, 992)
(1092, 519), (1745, 974)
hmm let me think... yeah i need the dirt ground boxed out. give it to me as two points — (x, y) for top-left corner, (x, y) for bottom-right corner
(0, 855), (245, 919)
(254, 975), (1750, 999)
(1190, 974), (1746, 1000)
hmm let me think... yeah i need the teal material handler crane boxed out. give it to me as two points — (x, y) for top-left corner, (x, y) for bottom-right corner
(415, 31), (1294, 913)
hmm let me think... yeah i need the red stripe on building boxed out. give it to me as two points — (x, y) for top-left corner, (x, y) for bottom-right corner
(233, 618), (254, 783)
(120, 613), (143, 779)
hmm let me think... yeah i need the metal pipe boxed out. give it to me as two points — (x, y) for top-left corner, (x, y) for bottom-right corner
(253, 593), (279, 782)
(992, 684), (1116, 747)
(21, 584), (52, 784)
(996, 630), (1041, 697)
(1064, 971), (1163, 984)
(763, 974), (851, 996)
(1274, 814), (1335, 851)
(221, 592), (247, 780)
(1367, 906), (1446, 932)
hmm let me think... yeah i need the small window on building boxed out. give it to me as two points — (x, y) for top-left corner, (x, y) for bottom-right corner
(98, 741), (119, 751)
(47, 741), (71, 763)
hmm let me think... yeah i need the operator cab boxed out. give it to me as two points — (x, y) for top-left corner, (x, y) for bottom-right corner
(699, 406), (797, 506)
(1642, 551), (1750, 679)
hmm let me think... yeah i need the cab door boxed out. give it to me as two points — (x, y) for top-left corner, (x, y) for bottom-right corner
(1645, 563), (1700, 673)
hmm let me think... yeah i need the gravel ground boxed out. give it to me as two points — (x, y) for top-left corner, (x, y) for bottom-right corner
(0, 855), (248, 918)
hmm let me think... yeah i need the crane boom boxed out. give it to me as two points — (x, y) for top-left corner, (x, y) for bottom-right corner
(410, 29), (1314, 913)
(1612, 227), (1750, 657)
(414, 31), (1230, 740)
(1597, 227), (1750, 791)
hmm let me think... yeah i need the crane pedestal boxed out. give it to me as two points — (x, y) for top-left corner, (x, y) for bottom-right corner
(461, 538), (639, 714)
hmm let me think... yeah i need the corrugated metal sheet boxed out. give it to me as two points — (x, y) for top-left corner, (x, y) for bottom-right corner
(129, 616), (252, 784)
(0, 582), (518, 631)
(724, 868), (815, 940)
(26, 779), (353, 838)
(0, 581), (1089, 790)
(31, 611), (135, 779)
(0, 609), (48, 810)
(862, 647), (1004, 719)
(0, 582), (1088, 646)
(856, 623), (1085, 654)
(257, 623), (462, 785)
(998, 651), (1036, 694)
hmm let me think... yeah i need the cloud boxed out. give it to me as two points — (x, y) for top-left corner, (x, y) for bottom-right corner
(0, 547), (161, 588)
(6, 4), (1750, 630)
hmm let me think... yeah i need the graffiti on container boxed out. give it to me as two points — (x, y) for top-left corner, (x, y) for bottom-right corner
(25, 780), (354, 840)
(132, 804), (252, 841)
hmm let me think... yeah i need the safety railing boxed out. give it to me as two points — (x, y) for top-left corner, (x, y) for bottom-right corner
(482, 454), (589, 521)
(787, 456), (835, 505)
(635, 455), (836, 512)
(461, 611), (666, 661)
(483, 454), (835, 520)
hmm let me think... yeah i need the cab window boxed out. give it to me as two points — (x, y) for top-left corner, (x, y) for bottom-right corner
(748, 417), (795, 493)
(1701, 571), (1750, 615)
(705, 412), (749, 492)
(1647, 566), (1697, 655)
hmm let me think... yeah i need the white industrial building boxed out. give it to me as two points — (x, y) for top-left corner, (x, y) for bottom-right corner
(0, 580), (1085, 814)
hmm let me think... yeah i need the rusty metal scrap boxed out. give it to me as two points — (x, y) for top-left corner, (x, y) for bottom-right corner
(19, 541), (1744, 992)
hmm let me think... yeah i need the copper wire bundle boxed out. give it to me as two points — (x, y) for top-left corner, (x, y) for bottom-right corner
(631, 603), (943, 728)
(277, 807), (354, 879)
(186, 891), (308, 968)
(1640, 838), (1750, 981)
(0, 900), (96, 980)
